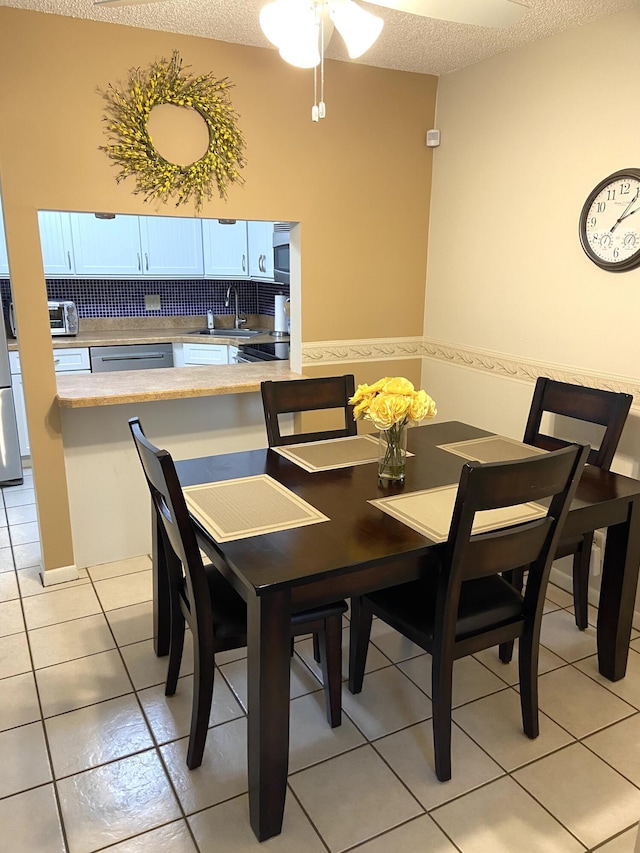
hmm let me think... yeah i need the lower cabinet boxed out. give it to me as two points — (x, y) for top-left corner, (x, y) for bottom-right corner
(10, 348), (90, 457)
(172, 343), (230, 366)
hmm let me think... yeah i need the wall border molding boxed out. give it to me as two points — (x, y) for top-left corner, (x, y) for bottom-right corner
(302, 336), (640, 402)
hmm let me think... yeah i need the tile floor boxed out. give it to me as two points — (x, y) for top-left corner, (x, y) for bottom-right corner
(2, 469), (640, 851)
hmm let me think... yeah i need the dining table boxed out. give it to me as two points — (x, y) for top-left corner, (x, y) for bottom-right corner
(150, 420), (640, 841)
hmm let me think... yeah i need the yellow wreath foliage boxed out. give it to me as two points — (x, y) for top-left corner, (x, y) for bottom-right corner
(99, 51), (246, 211)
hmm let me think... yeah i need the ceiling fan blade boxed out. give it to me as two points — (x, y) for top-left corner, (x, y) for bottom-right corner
(94, 0), (172, 7)
(363, 0), (527, 27)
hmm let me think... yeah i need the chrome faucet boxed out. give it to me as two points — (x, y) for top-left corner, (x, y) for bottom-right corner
(224, 285), (246, 329)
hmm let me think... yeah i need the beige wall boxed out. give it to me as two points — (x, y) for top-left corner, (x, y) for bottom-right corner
(0, 8), (436, 573)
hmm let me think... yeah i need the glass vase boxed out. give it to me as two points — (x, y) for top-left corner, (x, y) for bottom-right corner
(378, 422), (408, 482)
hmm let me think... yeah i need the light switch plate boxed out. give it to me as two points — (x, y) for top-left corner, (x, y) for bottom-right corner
(145, 294), (161, 310)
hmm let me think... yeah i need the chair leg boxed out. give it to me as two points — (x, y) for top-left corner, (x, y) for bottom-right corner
(186, 640), (215, 770)
(499, 568), (525, 663)
(312, 632), (321, 663)
(348, 596), (373, 694)
(317, 614), (343, 728)
(518, 630), (540, 740)
(165, 603), (186, 696)
(572, 534), (592, 631)
(431, 651), (454, 782)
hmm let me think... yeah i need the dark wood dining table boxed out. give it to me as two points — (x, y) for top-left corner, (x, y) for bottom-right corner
(151, 420), (640, 841)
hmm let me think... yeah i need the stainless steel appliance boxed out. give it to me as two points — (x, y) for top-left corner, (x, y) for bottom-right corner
(273, 223), (290, 285)
(90, 344), (174, 372)
(0, 299), (23, 484)
(233, 341), (290, 363)
(9, 300), (78, 337)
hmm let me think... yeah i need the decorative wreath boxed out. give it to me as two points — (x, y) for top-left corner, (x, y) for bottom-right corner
(99, 51), (246, 211)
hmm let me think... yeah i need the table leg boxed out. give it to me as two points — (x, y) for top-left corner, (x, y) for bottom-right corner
(247, 589), (292, 841)
(598, 496), (640, 681)
(151, 506), (171, 657)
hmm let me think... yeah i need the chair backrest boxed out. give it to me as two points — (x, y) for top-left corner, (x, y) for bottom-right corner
(441, 443), (589, 635)
(524, 377), (632, 470)
(128, 417), (212, 625)
(261, 375), (358, 446)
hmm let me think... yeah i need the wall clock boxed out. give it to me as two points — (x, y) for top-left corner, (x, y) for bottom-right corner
(579, 168), (640, 272)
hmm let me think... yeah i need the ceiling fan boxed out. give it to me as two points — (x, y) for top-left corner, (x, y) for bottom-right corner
(94, 0), (528, 30)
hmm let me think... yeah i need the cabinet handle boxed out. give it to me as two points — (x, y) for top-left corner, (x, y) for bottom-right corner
(242, 254), (246, 272)
(145, 253), (149, 271)
(67, 251), (71, 270)
(137, 253), (141, 271)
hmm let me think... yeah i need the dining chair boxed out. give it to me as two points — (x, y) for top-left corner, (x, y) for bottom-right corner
(522, 377), (632, 629)
(129, 416), (347, 770)
(260, 375), (357, 446)
(348, 442), (589, 782)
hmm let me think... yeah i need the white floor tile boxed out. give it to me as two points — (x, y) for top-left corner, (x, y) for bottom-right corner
(0, 545), (15, 571)
(36, 649), (133, 717)
(375, 719), (503, 809)
(189, 793), (326, 853)
(0, 631), (32, 679)
(57, 751), (181, 853)
(584, 714), (640, 787)
(545, 583), (575, 608)
(0, 570), (19, 601)
(0, 598), (25, 636)
(0, 671), (40, 731)
(12, 540), (42, 569)
(6, 502), (38, 526)
(93, 569), (153, 612)
(220, 651), (325, 712)
(596, 826), (640, 853)
(398, 653), (508, 708)
(120, 635), (193, 690)
(369, 618), (426, 662)
(288, 690), (366, 773)
(432, 775), (585, 853)
(0, 784), (65, 853)
(9, 520), (40, 545)
(17, 564), (89, 597)
(295, 626), (392, 682)
(105, 600), (154, 647)
(575, 649), (640, 711)
(472, 640), (566, 686)
(87, 554), (152, 582)
(540, 608), (598, 662)
(46, 694), (154, 778)
(3, 487), (35, 508)
(0, 721), (52, 798)
(29, 613), (116, 669)
(355, 814), (459, 852)
(22, 583), (101, 630)
(103, 821), (198, 853)
(289, 744), (423, 852)
(513, 743), (640, 849)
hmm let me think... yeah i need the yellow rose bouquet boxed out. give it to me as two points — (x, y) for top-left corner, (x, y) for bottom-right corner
(350, 377), (437, 480)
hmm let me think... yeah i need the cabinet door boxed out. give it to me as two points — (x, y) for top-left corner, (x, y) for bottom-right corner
(182, 343), (229, 365)
(69, 213), (142, 276)
(139, 216), (204, 277)
(247, 221), (274, 279)
(0, 203), (9, 276)
(38, 211), (75, 276)
(202, 220), (248, 278)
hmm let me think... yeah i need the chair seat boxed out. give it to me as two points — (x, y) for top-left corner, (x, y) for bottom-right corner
(292, 600), (348, 627)
(367, 574), (523, 646)
(555, 533), (586, 559)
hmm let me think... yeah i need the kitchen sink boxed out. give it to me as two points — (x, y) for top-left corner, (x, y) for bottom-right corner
(188, 328), (262, 337)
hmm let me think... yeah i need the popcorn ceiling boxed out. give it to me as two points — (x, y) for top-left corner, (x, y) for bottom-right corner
(0, 0), (637, 75)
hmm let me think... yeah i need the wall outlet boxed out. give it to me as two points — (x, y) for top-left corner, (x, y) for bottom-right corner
(590, 530), (606, 577)
(145, 294), (161, 311)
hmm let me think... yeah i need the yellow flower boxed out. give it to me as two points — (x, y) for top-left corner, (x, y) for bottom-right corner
(409, 390), (437, 421)
(349, 375), (437, 428)
(382, 377), (415, 395)
(368, 393), (411, 430)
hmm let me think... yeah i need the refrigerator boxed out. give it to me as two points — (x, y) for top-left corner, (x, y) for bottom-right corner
(0, 298), (22, 485)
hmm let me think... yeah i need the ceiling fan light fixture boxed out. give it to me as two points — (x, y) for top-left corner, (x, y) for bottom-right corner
(329, 0), (383, 59)
(260, 0), (322, 67)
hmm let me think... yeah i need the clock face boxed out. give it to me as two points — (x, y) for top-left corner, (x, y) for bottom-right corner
(579, 169), (640, 272)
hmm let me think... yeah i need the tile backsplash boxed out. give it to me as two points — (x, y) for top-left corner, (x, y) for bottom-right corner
(0, 278), (289, 321)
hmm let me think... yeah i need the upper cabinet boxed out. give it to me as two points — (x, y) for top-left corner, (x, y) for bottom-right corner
(0, 203), (9, 276)
(247, 221), (275, 280)
(38, 211), (75, 276)
(70, 214), (142, 276)
(202, 220), (248, 278)
(139, 216), (204, 277)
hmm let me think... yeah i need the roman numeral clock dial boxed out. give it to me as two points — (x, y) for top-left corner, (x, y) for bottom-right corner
(579, 168), (640, 271)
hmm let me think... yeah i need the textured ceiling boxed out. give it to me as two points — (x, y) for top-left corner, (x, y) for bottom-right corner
(1, 0), (638, 75)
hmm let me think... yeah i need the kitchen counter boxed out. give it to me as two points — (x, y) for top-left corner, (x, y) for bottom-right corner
(56, 361), (301, 408)
(8, 327), (284, 350)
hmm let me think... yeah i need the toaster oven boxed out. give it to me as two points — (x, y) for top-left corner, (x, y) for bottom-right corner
(9, 300), (79, 337)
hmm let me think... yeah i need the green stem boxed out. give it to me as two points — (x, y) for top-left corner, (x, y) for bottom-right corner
(379, 421), (407, 480)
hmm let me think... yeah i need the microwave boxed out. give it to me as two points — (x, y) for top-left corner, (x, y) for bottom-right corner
(273, 223), (290, 285)
(9, 300), (79, 337)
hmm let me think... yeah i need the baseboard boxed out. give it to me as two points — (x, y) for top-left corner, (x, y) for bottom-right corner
(40, 563), (79, 587)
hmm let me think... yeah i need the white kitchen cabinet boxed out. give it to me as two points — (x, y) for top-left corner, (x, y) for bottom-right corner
(69, 213), (143, 276)
(173, 342), (229, 365)
(139, 216), (204, 277)
(38, 211), (75, 276)
(10, 348), (90, 456)
(247, 221), (275, 280)
(202, 220), (248, 278)
(0, 203), (8, 276)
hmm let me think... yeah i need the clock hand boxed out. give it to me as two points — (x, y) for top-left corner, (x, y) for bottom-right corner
(610, 188), (640, 232)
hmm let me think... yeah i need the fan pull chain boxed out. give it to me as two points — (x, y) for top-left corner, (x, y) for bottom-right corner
(312, 3), (326, 122)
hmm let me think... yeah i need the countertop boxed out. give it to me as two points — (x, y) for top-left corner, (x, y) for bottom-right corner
(56, 361), (302, 408)
(8, 327), (284, 350)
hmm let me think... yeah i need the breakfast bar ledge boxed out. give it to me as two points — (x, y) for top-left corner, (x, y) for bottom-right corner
(56, 362), (303, 569)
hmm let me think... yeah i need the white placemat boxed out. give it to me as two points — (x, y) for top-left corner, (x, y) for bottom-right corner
(274, 434), (389, 472)
(183, 474), (329, 542)
(370, 484), (547, 543)
(438, 435), (547, 464)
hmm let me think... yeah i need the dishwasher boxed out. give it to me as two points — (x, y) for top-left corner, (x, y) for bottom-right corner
(90, 344), (174, 372)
